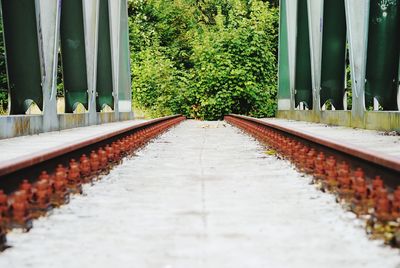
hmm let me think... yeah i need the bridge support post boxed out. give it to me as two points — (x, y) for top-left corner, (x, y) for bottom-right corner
(96, 0), (114, 113)
(1, 0), (43, 114)
(109, 0), (121, 120)
(37, 0), (61, 132)
(82, 0), (100, 125)
(118, 0), (132, 114)
(398, 55), (400, 110)
(278, 0), (297, 111)
(278, 0), (291, 110)
(307, 0), (323, 114)
(294, 0), (313, 109)
(365, 0), (400, 110)
(111, 0), (132, 115)
(344, 0), (369, 127)
(320, 0), (347, 110)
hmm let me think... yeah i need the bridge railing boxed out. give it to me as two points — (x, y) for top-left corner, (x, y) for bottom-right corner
(0, 0), (132, 139)
(278, 0), (400, 131)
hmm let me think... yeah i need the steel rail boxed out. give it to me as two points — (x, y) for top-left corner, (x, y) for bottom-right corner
(0, 115), (185, 249)
(226, 114), (400, 174)
(225, 114), (400, 247)
(0, 115), (183, 177)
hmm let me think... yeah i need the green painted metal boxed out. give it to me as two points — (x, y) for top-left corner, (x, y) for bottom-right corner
(1, 0), (42, 114)
(295, 0), (313, 108)
(365, 0), (400, 110)
(320, 0), (347, 109)
(60, 0), (88, 113)
(96, 0), (114, 112)
(278, 0), (291, 103)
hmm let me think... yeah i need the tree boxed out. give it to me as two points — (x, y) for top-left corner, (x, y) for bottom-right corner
(130, 0), (279, 120)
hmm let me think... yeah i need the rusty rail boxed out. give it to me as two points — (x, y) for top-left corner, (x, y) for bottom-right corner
(225, 114), (400, 247)
(0, 115), (185, 250)
(226, 114), (400, 173)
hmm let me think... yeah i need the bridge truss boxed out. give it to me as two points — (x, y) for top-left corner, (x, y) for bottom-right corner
(278, 0), (400, 131)
(0, 0), (132, 138)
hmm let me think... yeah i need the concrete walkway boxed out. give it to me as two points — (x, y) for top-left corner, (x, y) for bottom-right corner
(261, 118), (400, 158)
(0, 120), (399, 268)
(0, 119), (146, 163)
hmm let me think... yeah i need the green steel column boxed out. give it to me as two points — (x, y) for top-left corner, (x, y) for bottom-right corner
(365, 0), (400, 110)
(60, 0), (89, 113)
(320, 0), (347, 109)
(118, 0), (132, 111)
(295, 0), (313, 108)
(1, 0), (43, 114)
(96, 0), (114, 112)
(278, 0), (291, 110)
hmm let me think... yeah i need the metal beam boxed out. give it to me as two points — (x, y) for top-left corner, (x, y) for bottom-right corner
(118, 0), (132, 113)
(82, 0), (99, 125)
(295, 0), (313, 108)
(398, 55), (400, 110)
(37, 0), (61, 131)
(109, 0), (121, 118)
(96, 0), (114, 112)
(365, 0), (400, 110)
(307, 0), (323, 111)
(320, 0), (347, 110)
(1, 0), (43, 114)
(286, 0), (298, 110)
(278, 0), (291, 110)
(345, 0), (370, 122)
(60, 0), (89, 113)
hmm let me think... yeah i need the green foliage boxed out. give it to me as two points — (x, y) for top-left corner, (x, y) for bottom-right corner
(129, 0), (279, 120)
(132, 48), (187, 117)
(0, 20), (8, 113)
(345, 51), (352, 111)
(0, 0), (278, 118)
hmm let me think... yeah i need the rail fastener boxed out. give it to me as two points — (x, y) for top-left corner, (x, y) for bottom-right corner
(225, 114), (400, 248)
(0, 115), (185, 250)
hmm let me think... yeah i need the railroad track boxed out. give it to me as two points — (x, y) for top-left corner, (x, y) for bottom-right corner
(225, 114), (400, 247)
(0, 115), (185, 250)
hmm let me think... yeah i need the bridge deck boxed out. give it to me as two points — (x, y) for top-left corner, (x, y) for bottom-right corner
(0, 120), (399, 268)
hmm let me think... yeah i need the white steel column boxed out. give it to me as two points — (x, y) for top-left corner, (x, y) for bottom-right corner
(37, 0), (61, 131)
(307, 0), (323, 111)
(345, 0), (370, 121)
(109, 0), (132, 115)
(82, 0), (100, 125)
(109, 0), (121, 119)
(286, 0), (298, 110)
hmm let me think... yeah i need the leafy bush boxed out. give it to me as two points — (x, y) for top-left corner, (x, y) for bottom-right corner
(129, 0), (278, 120)
(0, 0), (278, 117)
(0, 20), (7, 113)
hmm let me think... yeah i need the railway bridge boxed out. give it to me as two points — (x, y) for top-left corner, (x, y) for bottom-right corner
(0, 0), (399, 267)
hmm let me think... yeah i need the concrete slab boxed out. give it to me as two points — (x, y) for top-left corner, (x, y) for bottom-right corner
(276, 110), (400, 131)
(0, 119), (147, 164)
(0, 120), (399, 267)
(261, 118), (400, 158)
(0, 112), (135, 139)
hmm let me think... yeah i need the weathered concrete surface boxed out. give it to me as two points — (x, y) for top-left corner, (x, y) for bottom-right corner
(0, 120), (399, 268)
(0, 112), (135, 140)
(0, 119), (146, 163)
(277, 110), (400, 131)
(261, 118), (400, 158)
